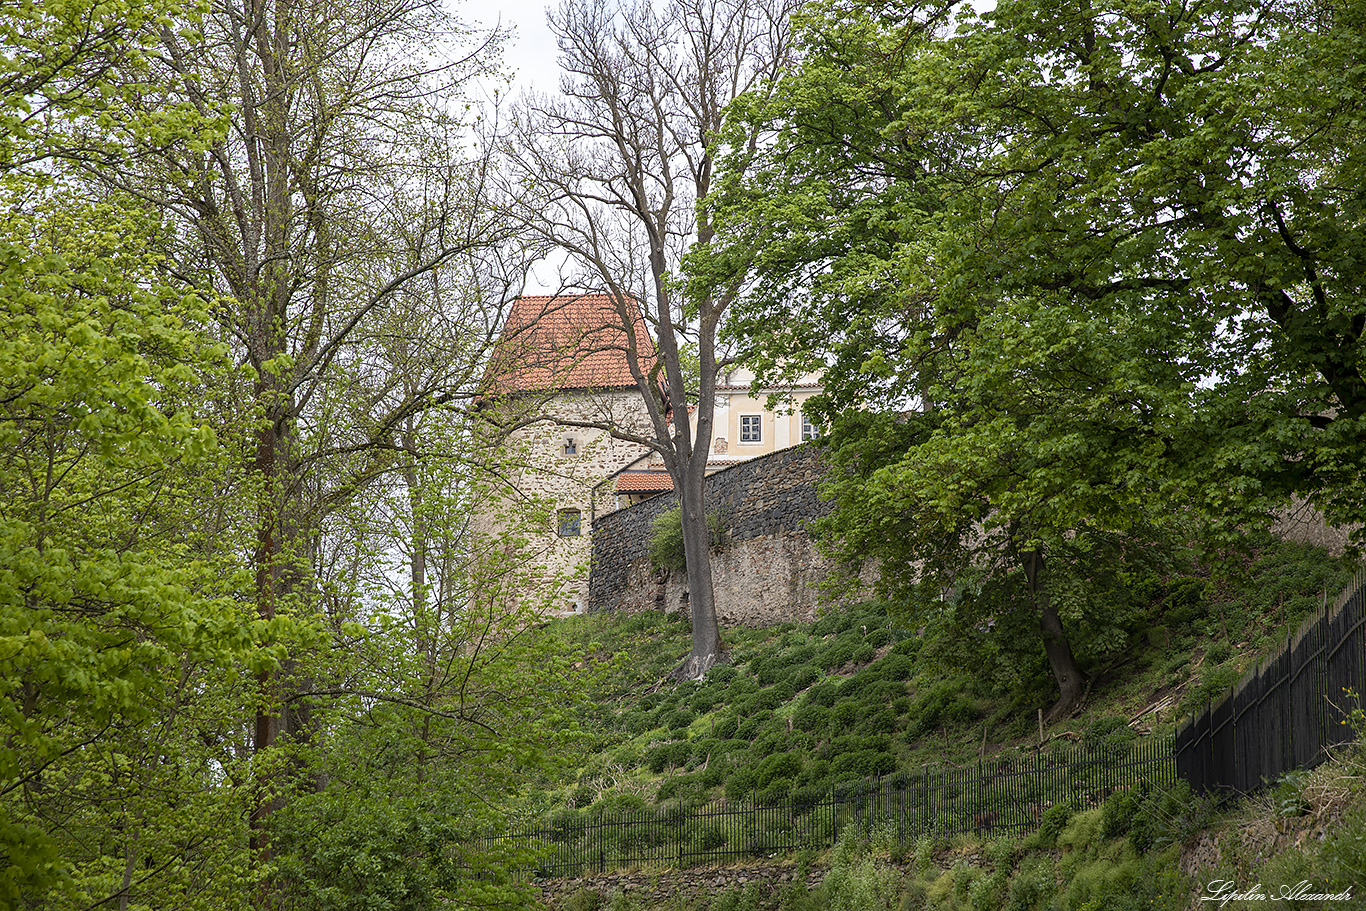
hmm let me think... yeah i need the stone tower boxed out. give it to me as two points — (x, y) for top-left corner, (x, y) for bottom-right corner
(475, 293), (657, 614)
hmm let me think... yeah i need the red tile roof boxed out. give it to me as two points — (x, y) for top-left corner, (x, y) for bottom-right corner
(482, 294), (658, 395)
(616, 470), (674, 493)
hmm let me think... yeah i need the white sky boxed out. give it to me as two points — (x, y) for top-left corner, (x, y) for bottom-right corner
(467, 0), (563, 98)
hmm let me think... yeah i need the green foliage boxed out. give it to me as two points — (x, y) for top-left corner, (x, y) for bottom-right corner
(649, 508), (726, 573)
(814, 824), (902, 911)
(700, 0), (1366, 720)
(0, 180), (271, 907)
(1034, 802), (1074, 849)
(907, 683), (982, 737)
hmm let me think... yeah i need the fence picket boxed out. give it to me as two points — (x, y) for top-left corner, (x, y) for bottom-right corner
(1175, 572), (1365, 796)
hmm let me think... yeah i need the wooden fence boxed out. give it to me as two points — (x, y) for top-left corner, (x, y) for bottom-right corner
(1175, 571), (1366, 795)
(489, 736), (1174, 877)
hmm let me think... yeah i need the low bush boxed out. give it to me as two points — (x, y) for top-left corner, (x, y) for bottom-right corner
(821, 640), (856, 670)
(792, 702), (830, 735)
(831, 748), (895, 779)
(790, 664), (822, 690)
(906, 682), (981, 736)
(804, 681), (840, 707)
(665, 708), (696, 731)
(864, 628), (893, 649)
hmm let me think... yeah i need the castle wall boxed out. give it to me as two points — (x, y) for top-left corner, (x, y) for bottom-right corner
(589, 445), (869, 625)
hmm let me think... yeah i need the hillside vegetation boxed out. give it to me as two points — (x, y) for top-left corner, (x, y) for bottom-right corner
(537, 537), (1353, 820)
(527, 536), (1363, 909)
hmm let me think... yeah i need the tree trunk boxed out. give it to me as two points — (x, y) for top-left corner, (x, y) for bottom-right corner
(674, 459), (725, 679)
(1022, 550), (1087, 723)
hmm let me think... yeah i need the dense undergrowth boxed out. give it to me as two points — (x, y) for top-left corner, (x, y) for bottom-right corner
(532, 537), (1356, 826)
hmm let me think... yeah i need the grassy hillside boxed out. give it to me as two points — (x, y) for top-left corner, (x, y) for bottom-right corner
(525, 537), (1364, 911)
(531, 537), (1355, 824)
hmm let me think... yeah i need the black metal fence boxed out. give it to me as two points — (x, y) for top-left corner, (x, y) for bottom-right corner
(1175, 571), (1366, 795)
(488, 736), (1174, 877)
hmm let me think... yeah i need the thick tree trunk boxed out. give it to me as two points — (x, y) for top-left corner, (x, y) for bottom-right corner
(1022, 550), (1087, 723)
(673, 457), (726, 680)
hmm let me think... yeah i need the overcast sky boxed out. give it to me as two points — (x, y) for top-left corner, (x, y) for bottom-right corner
(468, 0), (563, 99)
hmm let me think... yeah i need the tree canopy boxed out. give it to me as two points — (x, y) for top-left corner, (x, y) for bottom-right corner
(699, 0), (1366, 717)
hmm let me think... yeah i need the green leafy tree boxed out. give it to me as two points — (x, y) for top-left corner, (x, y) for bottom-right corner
(0, 187), (270, 907)
(0, 1), (280, 905)
(271, 405), (592, 910)
(700, 0), (1366, 718)
(71, 0), (521, 873)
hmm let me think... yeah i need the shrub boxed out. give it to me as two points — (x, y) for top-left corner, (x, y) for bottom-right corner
(592, 793), (647, 819)
(805, 681), (840, 707)
(790, 665), (821, 690)
(857, 679), (907, 706)
(727, 675), (759, 699)
(875, 654), (915, 681)
(753, 731), (787, 759)
(1035, 802), (1073, 848)
(831, 748), (895, 779)
(724, 767), (760, 803)
(1099, 782), (1146, 839)
(649, 507), (725, 573)
(668, 740), (692, 767)
(1178, 662), (1241, 718)
(821, 640), (855, 670)
(666, 708), (696, 731)
(689, 688), (722, 714)
(891, 637), (920, 657)
(906, 682), (981, 736)
(1128, 780), (1214, 854)
(1083, 716), (1136, 758)
(793, 703), (830, 735)
(864, 628), (893, 648)
(619, 710), (654, 735)
(799, 759), (831, 786)
(708, 665), (737, 684)
(645, 744), (673, 774)
(861, 709), (898, 735)
(759, 750), (804, 782)
(758, 779), (794, 806)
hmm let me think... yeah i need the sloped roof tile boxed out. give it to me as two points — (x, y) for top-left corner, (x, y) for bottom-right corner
(482, 294), (657, 395)
(616, 470), (674, 493)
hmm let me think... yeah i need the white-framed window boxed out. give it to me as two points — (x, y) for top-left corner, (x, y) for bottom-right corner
(557, 508), (582, 537)
(801, 412), (821, 441)
(739, 414), (762, 443)
(563, 436), (578, 456)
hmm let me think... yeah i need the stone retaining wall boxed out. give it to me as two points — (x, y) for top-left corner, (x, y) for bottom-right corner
(589, 445), (866, 624)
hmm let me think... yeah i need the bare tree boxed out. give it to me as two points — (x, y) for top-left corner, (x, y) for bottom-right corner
(507, 0), (797, 678)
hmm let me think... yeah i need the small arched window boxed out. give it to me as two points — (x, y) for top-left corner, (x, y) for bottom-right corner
(557, 508), (582, 537)
(563, 437), (578, 456)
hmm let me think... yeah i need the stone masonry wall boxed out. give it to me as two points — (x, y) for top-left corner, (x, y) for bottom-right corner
(589, 445), (865, 624)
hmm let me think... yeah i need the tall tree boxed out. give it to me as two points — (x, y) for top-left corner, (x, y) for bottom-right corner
(702, 0), (1366, 718)
(508, 0), (798, 678)
(79, 0), (517, 869)
(0, 0), (273, 904)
